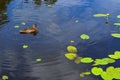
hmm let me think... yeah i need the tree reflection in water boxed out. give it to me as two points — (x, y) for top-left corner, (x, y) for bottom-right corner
(0, 0), (11, 25)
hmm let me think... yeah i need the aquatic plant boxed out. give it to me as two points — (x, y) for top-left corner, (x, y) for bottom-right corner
(14, 25), (20, 28)
(117, 15), (120, 18)
(64, 53), (77, 60)
(74, 57), (82, 64)
(91, 67), (103, 76)
(67, 45), (77, 53)
(114, 23), (120, 26)
(36, 58), (42, 62)
(70, 40), (75, 43)
(22, 45), (28, 49)
(80, 34), (90, 40)
(2, 75), (8, 80)
(80, 57), (94, 63)
(93, 13), (110, 17)
(108, 51), (120, 59)
(80, 71), (91, 77)
(111, 33), (120, 38)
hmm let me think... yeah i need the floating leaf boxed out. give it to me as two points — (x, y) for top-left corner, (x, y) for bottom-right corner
(21, 22), (26, 25)
(81, 57), (94, 63)
(65, 53), (77, 60)
(101, 72), (113, 80)
(93, 13), (109, 17)
(111, 33), (120, 38)
(74, 57), (82, 64)
(70, 40), (75, 43)
(80, 34), (90, 40)
(2, 75), (8, 80)
(14, 25), (20, 28)
(91, 67), (103, 76)
(80, 72), (91, 77)
(114, 23), (120, 26)
(108, 51), (120, 59)
(102, 58), (115, 64)
(67, 46), (77, 53)
(22, 45), (28, 49)
(114, 51), (120, 56)
(36, 58), (42, 62)
(117, 15), (120, 18)
(94, 59), (108, 65)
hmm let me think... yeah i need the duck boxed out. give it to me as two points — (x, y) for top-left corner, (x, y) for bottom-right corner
(20, 24), (38, 34)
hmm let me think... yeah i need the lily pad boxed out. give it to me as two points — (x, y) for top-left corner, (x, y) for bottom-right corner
(111, 33), (120, 38)
(93, 13), (109, 17)
(2, 75), (8, 80)
(117, 15), (120, 18)
(101, 72), (113, 80)
(81, 57), (94, 63)
(36, 58), (42, 62)
(67, 46), (77, 53)
(22, 45), (28, 49)
(65, 53), (77, 60)
(102, 58), (115, 64)
(80, 34), (90, 40)
(80, 72), (91, 77)
(114, 23), (120, 26)
(108, 51), (120, 59)
(14, 25), (20, 28)
(94, 59), (108, 65)
(74, 57), (82, 64)
(70, 40), (75, 43)
(91, 67), (103, 76)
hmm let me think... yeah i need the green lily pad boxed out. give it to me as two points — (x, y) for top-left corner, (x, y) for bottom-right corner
(94, 59), (108, 65)
(74, 57), (82, 64)
(22, 45), (28, 49)
(14, 25), (20, 28)
(93, 13), (109, 17)
(81, 57), (94, 63)
(36, 58), (42, 62)
(114, 51), (120, 56)
(64, 53), (77, 60)
(108, 51), (120, 59)
(80, 72), (91, 77)
(114, 23), (120, 26)
(111, 33), (120, 38)
(67, 45), (77, 53)
(117, 15), (120, 18)
(80, 34), (90, 40)
(102, 58), (115, 64)
(91, 67), (103, 76)
(2, 75), (8, 80)
(101, 72), (113, 80)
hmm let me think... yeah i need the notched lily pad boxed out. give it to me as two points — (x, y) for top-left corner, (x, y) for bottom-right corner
(91, 67), (103, 76)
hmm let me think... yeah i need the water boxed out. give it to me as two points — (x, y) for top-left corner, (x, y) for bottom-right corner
(0, 0), (120, 80)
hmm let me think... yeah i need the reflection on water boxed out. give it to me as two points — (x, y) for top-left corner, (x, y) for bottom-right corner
(1, 0), (120, 80)
(0, 0), (11, 25)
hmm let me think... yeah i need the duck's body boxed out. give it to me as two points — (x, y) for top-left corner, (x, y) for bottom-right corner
(20, 24), (38, 34)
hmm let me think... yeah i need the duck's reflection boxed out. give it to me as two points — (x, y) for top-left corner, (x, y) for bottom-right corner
(33, 0), (42, 5)
(44, 0), (57, 5)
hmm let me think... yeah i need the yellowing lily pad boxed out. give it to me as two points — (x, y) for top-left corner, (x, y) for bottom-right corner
(111, 33), (120, 38)
(65, 53), (77, 60)
(91, 67), (103, 76)
(2, 75), (8, 80)
(81, 57), (94, 63)
(36, 58), (42, 62)
(114, 23), (120, 26)
(80, 34), (90, 40)
(22, 45), (28, 49)
(74, 57), (82, 64)
(67, 45), (77, 53)
(93, 13), (109, 17)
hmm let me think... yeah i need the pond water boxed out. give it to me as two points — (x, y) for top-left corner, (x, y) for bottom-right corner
(0, 0), (120, 80)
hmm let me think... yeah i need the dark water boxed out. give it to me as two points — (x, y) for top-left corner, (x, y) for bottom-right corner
(0, 0), (120, 80)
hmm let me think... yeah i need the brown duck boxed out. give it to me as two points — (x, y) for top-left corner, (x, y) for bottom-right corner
(20, 24), (38, 34)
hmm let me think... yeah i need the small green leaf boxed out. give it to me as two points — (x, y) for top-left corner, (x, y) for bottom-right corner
(117, 15), (120, 18)
(93, 13), (109, 17)
(22, 45), (28, 49)
(67, 46), (77, 53)
(65, 53), (77, 60)
(14, 25), (20, 28)
(91, 67), (103, 76)
(114, 23), (120, 26)
(81, 57), (94, 63)
(80, 34), (90, 40)
(36, 58), (42, 62)
(2, 75), (8, 80)
(111, 33), (120, 38)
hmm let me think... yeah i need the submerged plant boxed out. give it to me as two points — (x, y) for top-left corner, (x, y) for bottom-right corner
(74, 57), (82, 64)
